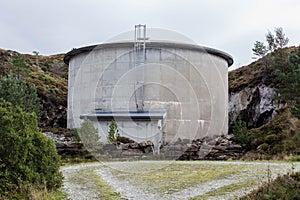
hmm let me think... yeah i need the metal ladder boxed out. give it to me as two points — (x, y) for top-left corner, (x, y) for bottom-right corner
(133, 24), (147, 111)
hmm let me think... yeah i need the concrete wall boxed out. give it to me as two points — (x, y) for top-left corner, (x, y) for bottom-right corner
(93, 119), (162, 151)
(68, 43), (229, 144)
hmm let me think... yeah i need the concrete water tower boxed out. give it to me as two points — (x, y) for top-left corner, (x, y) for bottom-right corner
(64, 25), (233, 149)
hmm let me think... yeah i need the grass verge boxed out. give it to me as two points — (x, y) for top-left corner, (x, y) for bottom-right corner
(0, 184), (67, 200)
(189, 180), (257, 200)
(110, 161), (249, 194)
(68, 166), (121, 200)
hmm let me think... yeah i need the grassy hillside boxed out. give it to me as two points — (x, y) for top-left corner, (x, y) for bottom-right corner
(229, 46), (300, 159)
(229, 46), (297, 93)
(244, 110), (300, 159)
(0, 48), (68, 129)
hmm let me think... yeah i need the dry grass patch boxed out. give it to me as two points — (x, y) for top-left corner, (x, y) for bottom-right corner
(110, 161), (249, 194)
(69, 166), (122, 200)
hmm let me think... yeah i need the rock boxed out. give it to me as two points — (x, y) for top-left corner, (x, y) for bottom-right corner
(42, 131), (88, 156)
(160, 135), (245, 161)
(146, 140), (153, 146)
(119, 143), (129, 150)
(56, 142), (66, 148)
(186, 144), (198, 152)
(167, 144), (184, 151)
(103, 144), (116, 152)
(129, 142), (140, 149)
(227, 144), (242, 150)
(121, 149), (143, 156)
(214, 145), (227, 151)
(102, 140), (154, 158)
(229, 84), (285, 129)
(117, 136), (135, 144)
(143, 146), (152, 154)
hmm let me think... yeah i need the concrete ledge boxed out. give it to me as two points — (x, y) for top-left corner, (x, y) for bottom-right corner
(80, 110), (167, 121)
(64, 42), (233, 67)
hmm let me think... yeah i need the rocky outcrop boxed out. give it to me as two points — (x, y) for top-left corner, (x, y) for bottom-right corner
(44, 130), (243, 160)
(101, 140), (155, 158)
(161, 135), (244, 160)
(43, 132), (88, 155)
(229, 84), (285, 130)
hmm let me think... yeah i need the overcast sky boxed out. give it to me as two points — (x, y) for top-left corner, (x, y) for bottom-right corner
(1, 0), (300, 70)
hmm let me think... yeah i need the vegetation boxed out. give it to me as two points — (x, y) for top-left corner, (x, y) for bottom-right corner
(229, 47), (294, 93)
(0, 74), (41, 118)
(11, 54), (30, 78)
(240, 110), (300, 159)
(190, 181), (256, 200)
(228, 30), (300, 198)
(0, 48), (68, 129)
(0, 50), (66, 199)
(232, 119), (251, 147)
(76, 119), (102, 152)
(0, 184), (66, 200)
(0, 37), (299, 198)
(0, 101), (62, 198)
(252, 27), (289, 69)
(229, 87), (293, 154)
(252, 27), (289, 58)
(266, 27), (289, 51)
(252, 41), (268, 59)
(275, 46), (300, 118)
(107, 120), (120, 143)
(67, 166), (121, 200)
(111, 162), (246, 194)
(241, 172), (300, 200)
(230, 28), (300, 159)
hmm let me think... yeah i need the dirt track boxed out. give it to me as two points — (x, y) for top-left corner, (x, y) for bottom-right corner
(61, 161), (300, 200)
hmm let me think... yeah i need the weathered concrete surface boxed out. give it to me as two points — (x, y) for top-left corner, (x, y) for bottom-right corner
(67, 37), (231, 146)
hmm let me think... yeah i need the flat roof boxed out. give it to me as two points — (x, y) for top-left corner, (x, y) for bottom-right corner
(80, 110), (167, 121)
(64, 42), (233, 67)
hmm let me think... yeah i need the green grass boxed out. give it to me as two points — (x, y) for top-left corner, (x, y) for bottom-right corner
(60, 161), (300, 199)
(189, 180), (257, 200)
(68, 166), (122, 200)
(110, 161), (249, 194)
(241, 172), (300, 200)
(0, 184), (68, 200)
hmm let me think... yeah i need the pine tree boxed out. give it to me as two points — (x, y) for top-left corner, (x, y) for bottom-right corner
(107, 120), (120, 143)
(252, 41), (268, 58)
(0, 75), (40, 118)
(275, 46), (300, 118)
(11, 54), (29, 78)
(275, 27), (289, 48)
(76, 119), (101, 151)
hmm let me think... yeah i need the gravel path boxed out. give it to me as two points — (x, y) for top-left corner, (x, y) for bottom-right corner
(61, 163), (104, 200)
(61, 161), (300, 200)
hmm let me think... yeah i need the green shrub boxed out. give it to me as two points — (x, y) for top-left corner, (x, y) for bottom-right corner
(11, 54), (30, 78)
(275, 46), (300, 118)
(232, 119), (251, 146)
(0, 101), (62, 193)
(0, 74), (41, 118)
(107, 120), (120, 143)
(242, 172), (300, 200)
(247, 110), (300, 156)
(76, 119), (102, 152)
(265, 134), (280, 144)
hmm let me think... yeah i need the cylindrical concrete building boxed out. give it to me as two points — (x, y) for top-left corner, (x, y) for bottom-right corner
(64, 26), (233, 148)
